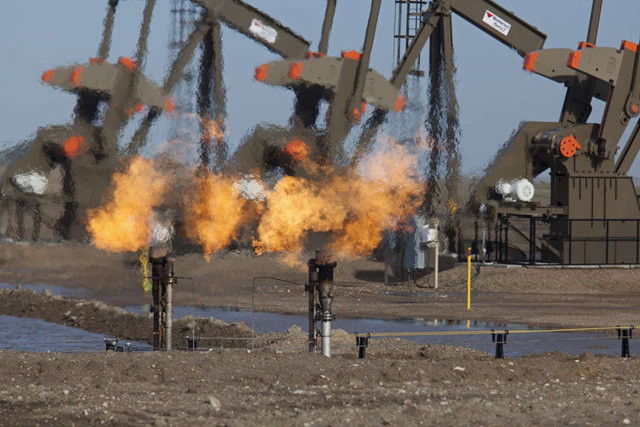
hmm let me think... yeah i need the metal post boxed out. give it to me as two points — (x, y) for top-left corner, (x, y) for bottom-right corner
(586, 0), (603, 46)
(150, 258), (163, 350)
(198, 27), (215, 171)
(466, 247), (471, 310)
(318, 0), (337, 55)
(498, 217), (503, 262)
(348, 0), (382, 118)
(491, 330), (508, 359)
(636, 220), (639, 264)
(568, 219), (573, 264)
(165, 279), (173, 350)
(473, 220), (479, 262)
(618, 326), (633, 358)
(434, 225), (439, 290)
(165, 257), (176, 351)
(495, 222), (499, 262)
(530, 218), (536, 265)
(134, 0), (157, 71)
(97, 0), (119, 60)
(505, 216), (509, 263)
(315, 250), (337, 358)
(604, 219), (609, 264)
(307, 259), (319, 354)
(321, 321), (332, 358)
(356, 334), (370, 359)
(396, 1), (402, 64)
(622, 330), (630, 358)
(150, 246), (170, 351)
(187, 336), (199, 350)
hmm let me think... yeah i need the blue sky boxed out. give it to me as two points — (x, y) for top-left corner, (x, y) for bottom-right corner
(1, 0), (640, 177)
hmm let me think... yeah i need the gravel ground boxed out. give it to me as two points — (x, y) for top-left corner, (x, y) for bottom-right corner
(0, 349), (639, 426)
(1, 263), (640, 426)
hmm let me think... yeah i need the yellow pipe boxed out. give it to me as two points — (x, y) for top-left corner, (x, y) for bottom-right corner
(467, 247), (471, 310)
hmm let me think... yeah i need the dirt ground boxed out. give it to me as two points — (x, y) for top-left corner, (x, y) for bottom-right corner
(1, 242), (639, 329)
(1, 348), (639, 426)
(2, 241), (640, 426)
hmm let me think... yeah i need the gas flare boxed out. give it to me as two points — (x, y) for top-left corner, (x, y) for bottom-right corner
(184, 173), (248, 257)
(253, 139), (423, 261)
(87, 157), (167, 252)
(252, 175), (348, 256)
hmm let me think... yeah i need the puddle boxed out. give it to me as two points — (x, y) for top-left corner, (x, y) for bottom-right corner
(1, 283), (623, 357)
(123, 305), (620, 357)
(0, 283), (91, 299)
(0, 315), (151, 353)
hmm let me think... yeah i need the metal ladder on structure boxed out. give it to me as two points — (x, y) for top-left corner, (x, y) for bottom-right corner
(393, 0), (429, 76)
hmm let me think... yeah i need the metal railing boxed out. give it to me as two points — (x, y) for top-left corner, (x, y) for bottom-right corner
(493, 215), (640, 265)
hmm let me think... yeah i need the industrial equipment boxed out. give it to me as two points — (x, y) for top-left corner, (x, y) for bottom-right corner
(306, 250), (336, 357)
(149, 245), (177, 350)
(2, 0), (640, 266)
(392, 0), (640, 265)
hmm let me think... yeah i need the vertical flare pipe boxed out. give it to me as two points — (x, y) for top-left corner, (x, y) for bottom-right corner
(315, 250), (337, 358)
(165, 257), (175, 351)
(307, 259), (319, 353)
(150, 254), (163, 350)
(321, 321), (332, 358)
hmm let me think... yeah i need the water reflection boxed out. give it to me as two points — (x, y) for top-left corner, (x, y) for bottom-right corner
(0, 315), (150, 353)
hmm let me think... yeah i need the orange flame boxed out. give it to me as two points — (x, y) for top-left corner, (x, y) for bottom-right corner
(87, 157), (167, 252)
(253, 140), (423, 261)
(184, 173), (248, 257)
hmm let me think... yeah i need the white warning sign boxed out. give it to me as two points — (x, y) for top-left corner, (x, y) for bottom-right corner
(482, 10), (511, 36)
(249, 19), (278, 44)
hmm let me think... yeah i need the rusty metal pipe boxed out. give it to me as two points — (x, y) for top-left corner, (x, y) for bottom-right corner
(150, 257), (163, 350)
(307, 259), (319, 353)
(149, 245), (170, 351)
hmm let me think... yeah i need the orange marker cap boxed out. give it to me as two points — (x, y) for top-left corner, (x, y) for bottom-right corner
(341, 50), (362, 61)
(523, 52), (538, 72)
(288, 62), (303, 80)
(70, 66), (83, 87)
(255, 64), (269, 82)
(41, 69), (55, 84)
(621, 40), (638, 53)
(63, 135), (87, 159)
(118, 57), (137, 71)
(567, 50), (582, 69)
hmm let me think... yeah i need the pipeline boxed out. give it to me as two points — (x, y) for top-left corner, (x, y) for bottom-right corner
(307, 250), (337, 357)
(149, 246), (177, 351)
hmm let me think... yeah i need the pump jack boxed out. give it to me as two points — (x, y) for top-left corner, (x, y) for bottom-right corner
(3, 0), (640, 265)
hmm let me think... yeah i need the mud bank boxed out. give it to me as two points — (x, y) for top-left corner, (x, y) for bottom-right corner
(0, 288), (256, 349)
(2, 243), (640, 329)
